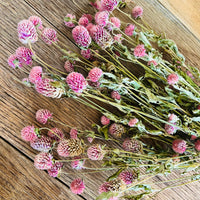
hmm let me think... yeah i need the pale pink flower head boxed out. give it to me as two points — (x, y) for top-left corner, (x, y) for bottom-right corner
(87, 144), (105, 160)
(109, 123), (125, 138)
(70, 128), (78, 139)
(8, 54), (22, 69)
(172, 139), (187, 154)
(30, 136), (52, 152)
(86, 23), (95, 33)
(101, 115), (110, 125)
(15, 46), (33, 66)
(134, 44), (147, 57)
(81, 49), (92, 59)
(48, 162), (63, 177)
(66, 72), (88, 93)
(70, 178), (85, 194)
(29, 16), (43, 29)
(125, 24), (135, 36)
(34, 152), (53, 170)
(168, 113), (178, 123)
(82, 14), (93, 22)
(165, 124), (176, 135)
(17, 19), (38, 44)
(128, 118), (139, 127)
(64, 14), (76, 28)
(87, 137), (94, 143)
(88, 67), (103, 82)
(108, 197), (118, 200)
(100, 0), (119, 12)
(36, 109), (52, 124)
(148, 60), (158, 66)
(91, 0), (102, 10)
(71, 156), (85, 170)
(29, 66), (43, 84)
(72, 25), (91, 48)
(195, 140), (200, 151)
(122, 138), (142, 153)
(114, 34), (123, 43)
(41, 28), (58, 45)
(64, 60), (74, 73)
(167, 73), (179, 85)
(78, 16), (89, 27)
(191, 135), (197, 140)
(95, 11), (109, 27)
(111, 90), (121, 100)
(132, 6), (143, 18)
(119, 171), (137, 185)
(21, 125), (38, 141)
(109, 17), (121, 29)
(48, 127), (64, 142)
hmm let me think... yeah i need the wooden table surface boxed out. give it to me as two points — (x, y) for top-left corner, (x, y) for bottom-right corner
(0, 0), (200, 199)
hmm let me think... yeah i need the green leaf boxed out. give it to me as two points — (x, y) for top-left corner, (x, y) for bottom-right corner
(107, 168), (124, 181)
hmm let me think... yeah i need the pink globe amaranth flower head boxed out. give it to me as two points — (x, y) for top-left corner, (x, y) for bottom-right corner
(100, 0), (119, 12)
(64, 14), (76, 28)
(99, 182), (110, 194)
(168, 113), (178, 123)
(41, 28), (58, 45)
(108, 197), (119, 200)
(148, 60), (158, 66)
(165, 124), (176, 135)
(48, 162), (63, 177)
(88, 67), (103, 82)
(114, 34), (123, 43)
(17, 19), (38, 44)
(72, 25), (91, 48)
(122, 138), (142, 153)
(66, 72), (88, 93)
(29, 66), (43, 84)
(36, 109), (52, 124)
(109, 17), (121, 29)
(125, 24), (135, 36)
(87, 144), (105, 160)
(172, 139), (187, 154)
(111, 90), (121, 100)
(132, 6), (143, 18)
(21, 125), (38, 141)
(167, 73), (179, 85)
(29, 16), (43, 29)
(101, 115), (110, 125)
(87, 137), (94, 143)
(81, 49), (92, 59)
(82, 14), (93, 22)
(119, 171), (136, 185)
(195, 140), (200, 151)
(109, 123), (125, 138)
(15, 46), (33, 66)
(48, 127), (64, 142)
(86, 23), (95, 33)
(34, 152), (53, 170)
(64, 60), (74, 73)
(71, 156), (85, 170)
(191, 135), (197, 140)
(134, 44), (147, 57)
(70, 128), (78, 139)
(30, 136), (52, 152)
(95, 11), (109, 27)
(128, 118), (139, 127)
(8, 54), (22, 69)
(78, 16), (89, 27)
(70, 178), (85, 195)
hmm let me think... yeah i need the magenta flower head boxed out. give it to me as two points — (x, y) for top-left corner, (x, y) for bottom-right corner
(111, 91), (121, 100)
(81, 49), (92, 59)
(29, 16), (43, 29)
(134, 44), (147, 57)
(101, 115), (110, 125)
(41, 28), (58, 45)
(191, 135), (197, 140)
(70, 128), (78, 139)
(122, 138), (142, 153)
(95, 11), (109, 27)
(70, 178), (85, 194)
(119, 171), (137, 185)
(100, 0), (119, 12)
(125, 24), (135, 36)
(64, 60), (74, 73)
(29, 66), (43, 84)
(99, 182), (110, 194)
(109, 123), (125, 138)
(195, 140), (200, 151)
(30, 136), (52, 152)
(128, 118), (139, 127)
(17, 19), (38, 44)
(165, 124), (176, 135)
(48, 162), (63, 177)
(82, 14), (93, 22)
(78, 16), (89, 27)
(36, 109), (52, 124)
(72, 25), (91, 48)
(15, 46), (33, 66)
(66, 72), (88, 93)
(132, 6), (143, 18)
(21, 125), (38, 141)
(167, 73), (179, 85)
(172, 139), (187, 154)
(148, 60), (158, 66)
(88, 67), (103, 82)
(71, 156), (85, 170)
(109, 17), (121, 29)
(87, 144), (105, 160)
(48, 127), (64, 142)
(34, 152), (53, 170)
(8, 54), (22, 69)
(64, 14), (76, 28)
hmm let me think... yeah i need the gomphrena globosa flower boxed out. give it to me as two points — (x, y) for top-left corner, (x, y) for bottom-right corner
(17, 19), (38, 44)
(167, 73), (179, 85)
(95, 11), (109, 27)
(48, 162), (63, 177)
(81, 49), (92, 59)
(195, 140), (200, 151)
(111, 91), (121, 100)
(21, 125), (38, 141)
(119, 170), (137, 185)
(47, 127), (64, 142)
(132, 6), (143, 19)
(29, 66), (43, 84)
(34, 152), (53, 170)
(134, 44), (147, 57)
(128, 118), (139, 127)
(29, 16), (43, 29)
(88, 67), (103, 82)
(172, 139), (187, 154)
(100, 115), (110, 125)
(109, 123), (125, 138)
(64, 60), (74, 73)
(100, 0), (119, 12)
(57, 139), (83, 157)
(70, 178), (85, 194)
(36, 109), (52, 124)
(71, 156), (85, 170)
(108, 17), (121, 30)
(8, 54), (22, 69)
(78, 16), (89, 27)
(70, 128), (78, 139)
(64, 14), (76, 28)
(125, 24), (135, 36)
(30, 136), (52, 152)
(15, 46), (33, 66)
(122, 138), (142, 153)
(87, 144), (105, 160)
(41, 28), (58, 45)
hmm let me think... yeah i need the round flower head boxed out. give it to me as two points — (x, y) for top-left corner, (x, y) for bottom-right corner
(17, 19), (38, 44)
(48, 162), (63, 177)
(30, 136), (52, 152)
(70, 128), (78, 139)
(86, 23), (95, 33)
(168, 113), (178, 123)
(88, 67), (103, 82)
(41, 28), (58, 45)
(167, 74), (179, 85)
(119, 171), (137, 185)
(134, 44), (147, 57)
(100, 0), (118, 12)
(122, 138), (142, 153)
(66, 72), (88, 93)
(48, 127), (64, 142)
(21, 125), (37, 141)
(165, 124), (176, 135)
(64, 14), (76, 28)
(148, 60), (158, 66)
(195, 140), (200, 151)
(15, 46), (33, 66)
(99, 179), (124, 193)
(99, 182), (110, 194)
(8, 54), (22, 69)
(111, 91), (121, 100)
(87, 137), (94, 143)
(125, 24), (135, 36)
(95, 11), (109, 27)
(128, 118), (139, 127)
(172, 139), (187, 154)
(132, 6), (143, 18)
(109, 17), (121, 29)
(87, 144), (105, 160)
(101, 115), (110, 125)
(64, 60), (74, 73)
(82, 14), (93, 22)
(29, 66), (43, 84)
(191, 135), (197, 140)
(72, 25), (91, 48)
(78, 16), (89, 27)
(57, 139), (83, 157)
(34, 152), (53, 170)
(109, 123), (125, 138)
(29, 16), (43, 29)
(71, 156), (85, 170)
(81, 49), (92, 59)
(70, 178), (85, 195)
(36, 109), (52, 124)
